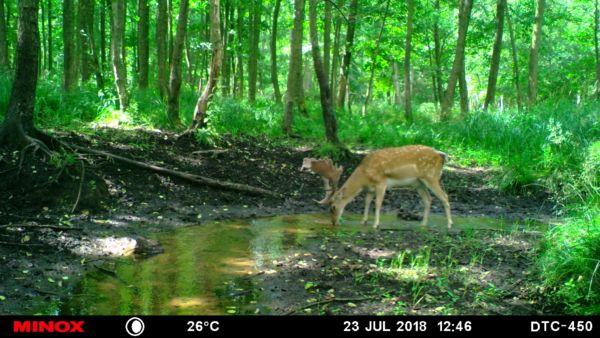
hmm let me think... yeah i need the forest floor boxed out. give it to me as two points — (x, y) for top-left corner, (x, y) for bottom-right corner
(0, 128), (557, 314)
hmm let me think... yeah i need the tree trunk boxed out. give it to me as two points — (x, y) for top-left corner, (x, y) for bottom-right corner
(111, 0), (128, 110)
(46, 0), (52, 71)
(459, 59), (468, 115)
(283, 0), (305, 135)
(323, 0), (332, 85)
(362, 0), (390, 115)
(248, 0), (261, 102)
(77, 0), (94, 83)
(484, 0), (506, 110)
(137, 0), (149, 89)
(595, 0), (600, 99)
(506, 4), (522, 109)
(100, 0), (106, 69)
(76, 0), (102, 90)
(330, 0), (343, 106)
(308, 0), (339, 144)
(0, 0), (39, 148)
(167, 0), (173, 64)
(527, 0), (545, 107)
(336, 0), (358, 108)
(0, 0), (8, 69)
(270, 0), (282, 103)
(166, 0), (189, 127)
(403, 0), (414, 122)
(428, 44), (439, 107)
(440, 0), (473, 119)
(192, 0), (223, 128)
(157, 0), (169, 99)
(392, 60), (402, 106)
(221, 0), (231, 96)
(433, 0), (443, 106)
(63, 0), (76, 91)
(235, 4), (244, 98)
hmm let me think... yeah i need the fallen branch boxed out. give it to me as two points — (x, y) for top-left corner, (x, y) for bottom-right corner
(0, 224), (84, 231)
(285, 296), (376, 315)
(191, 149), (229, 155)
(58, 141), (280, 198)
(0, 241), (45, 247)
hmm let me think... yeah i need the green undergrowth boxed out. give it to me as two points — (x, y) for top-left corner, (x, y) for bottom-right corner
(1, 74), (599, 313)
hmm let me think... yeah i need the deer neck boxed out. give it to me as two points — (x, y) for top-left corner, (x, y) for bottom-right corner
(336, 169), (366, 208)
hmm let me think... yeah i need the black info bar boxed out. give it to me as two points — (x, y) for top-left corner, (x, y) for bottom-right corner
(0, 316), (597, 337)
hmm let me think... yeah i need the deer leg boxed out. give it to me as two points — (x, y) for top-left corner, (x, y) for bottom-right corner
(416, 181), (432, 226)
(317, 178), (332, 204)
(422, 177), (453, 229)
(362, 190), (374, 225)
(373, 184), (387, 229)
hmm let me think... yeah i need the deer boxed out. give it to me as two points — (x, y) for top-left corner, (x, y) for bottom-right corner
(319, 145), (453, 229)
(300, 157), (344, 204)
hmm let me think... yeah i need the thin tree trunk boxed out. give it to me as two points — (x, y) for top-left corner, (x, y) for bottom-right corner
(433, 0), (443, 106)
(323, 0), (332, 85)
(459, 60), (468, 115)
(440, 0), (473, 119)
(283, 0), (305, 135)
(167, 0), (190, 127)
(270, 0), (282, 103)
(404, 0), (414, 122)
(0, 0), (39, 148)
(527, 0), (545, 107)
(484, 0), (506, 110)
(308, 0), (338, 144)
(392, 60), (402, 106)
(236, 4), (244, 98)
(221, 0), (230, 96)
(40, 0), (45, 72)
(362, 0), (390, 115)
(330, 0), (343, 106)
(157, 0), (168, 99)
(192, 0), (223, 128)
(111, 0), (128, 110)
(138, 0), (149, 89)
(595, 0), (600, 99)
(63, 0), (76, 91)
(248, 0), (261, 102)
(428, 43), (439, 107)
(100, 0), (106, 69)
(77, 0), (91, 82)
(84, 1), (103, 91)
(506, 4), (522, 109)
(0, 0), (8, 69)
(47, 0), (52, 71)
(336, 0), (358, 108)
(167, 0), (173, 64)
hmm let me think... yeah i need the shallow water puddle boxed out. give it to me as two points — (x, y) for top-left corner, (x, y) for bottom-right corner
(54, 213), (545, 315)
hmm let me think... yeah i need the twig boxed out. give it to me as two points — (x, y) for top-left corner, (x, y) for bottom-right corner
(285, 296), (376, 315)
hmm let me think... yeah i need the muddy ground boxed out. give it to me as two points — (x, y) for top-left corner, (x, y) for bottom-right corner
(0, 128), (555, 314)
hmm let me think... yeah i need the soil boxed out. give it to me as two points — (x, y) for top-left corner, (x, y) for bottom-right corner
(0, 128), (555, 315)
